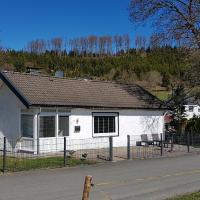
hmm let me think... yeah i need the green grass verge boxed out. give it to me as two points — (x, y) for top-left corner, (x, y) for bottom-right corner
(152, 90), (171, 101)
(0, 156), (95, 172)
(167, 191), (200, 200)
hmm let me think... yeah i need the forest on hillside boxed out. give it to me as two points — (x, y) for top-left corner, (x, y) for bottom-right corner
(0, 34), (189, 98)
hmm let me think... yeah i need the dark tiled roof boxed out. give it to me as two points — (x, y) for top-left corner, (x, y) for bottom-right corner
(0, 71), (165, 109)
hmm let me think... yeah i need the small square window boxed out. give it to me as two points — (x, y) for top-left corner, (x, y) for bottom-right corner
(74, 126), (81, 132)
(188, 106), (194, 112)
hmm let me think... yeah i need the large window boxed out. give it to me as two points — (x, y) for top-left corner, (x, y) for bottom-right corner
(58, 116), (69, 136)
(94, 115), (116, 134)
(21, 114), (33, 138)
(39, 116), (55, 137)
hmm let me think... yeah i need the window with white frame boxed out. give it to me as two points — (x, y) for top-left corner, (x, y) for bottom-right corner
(39, 116), (55, 137)
(21, 114), (34, 138)
(93, 113), (118, 136)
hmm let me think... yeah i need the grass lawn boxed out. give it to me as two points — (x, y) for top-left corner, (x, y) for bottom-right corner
(0, 156), (95, 172)
(152, 90), (171, 101)
(167, 191), (200, 200)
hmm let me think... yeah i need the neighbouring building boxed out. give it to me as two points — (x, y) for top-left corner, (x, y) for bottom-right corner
(184, 103), (200, 119)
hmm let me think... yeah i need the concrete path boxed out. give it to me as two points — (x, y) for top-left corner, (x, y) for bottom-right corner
(1, 155), (200, 200)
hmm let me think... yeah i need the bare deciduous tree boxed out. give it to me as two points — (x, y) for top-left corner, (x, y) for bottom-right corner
(99, 36), (107, 55)
(88, 35), (98, 54)
(27, 39), (46, 54)
(123, 34), (131, 53)
(69, 38), (80, 55)
(129, 0), (200, 48)
(114, 35), (123, 54)
(105, 35), (113, 55)
(135, 35), (147, 49)
(51, 37), (63, 53)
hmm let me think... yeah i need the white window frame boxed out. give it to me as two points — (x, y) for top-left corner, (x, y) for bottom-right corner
(38, 114), (57, 138)
(39, 110), (71, 138)
(92, 112), (119, 137)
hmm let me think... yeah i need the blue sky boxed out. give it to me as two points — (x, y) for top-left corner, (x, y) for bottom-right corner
(0, 0), (152, 50)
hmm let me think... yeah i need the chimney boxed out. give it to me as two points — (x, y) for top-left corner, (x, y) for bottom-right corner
(55, 70), (64, 78)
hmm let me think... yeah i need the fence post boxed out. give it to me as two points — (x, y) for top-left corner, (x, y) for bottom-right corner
(64, 137), (67, 166)
(127, 135), (131, 160)
(3, 137), (6, 173)
(109, 137), (113, 161)
(187, 132), (190, 153)
(170, 134), (174, 152)
(191, 130), (194, 146)
(37, 131), (40, 155)
(160, 133), (163, 156)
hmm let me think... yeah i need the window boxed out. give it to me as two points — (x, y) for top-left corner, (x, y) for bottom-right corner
(94, 116), (115, 134)
(189, 106), (194, 112)
(58, 116), (69, 136)
(21, 114), (33, 138)
(41, 108), (57, 112)
(39, 116), (55, 137)
(58, 108), (71, 113)
(74, 126), (80, 132)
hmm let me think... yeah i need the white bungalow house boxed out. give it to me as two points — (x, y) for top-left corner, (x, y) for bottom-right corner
(0, 71), (166, 154)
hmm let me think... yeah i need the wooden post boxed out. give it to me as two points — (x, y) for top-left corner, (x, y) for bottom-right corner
(82, 175), (93, 200)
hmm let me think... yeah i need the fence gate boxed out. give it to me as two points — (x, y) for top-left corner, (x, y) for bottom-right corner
(107, 137), (128, 161)
(129, 135), (162, 159)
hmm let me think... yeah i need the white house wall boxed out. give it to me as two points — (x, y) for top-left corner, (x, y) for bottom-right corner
(0, 84), (25, 139)
(38, 108), (164, 153)
(69, 108), (164, 147)
(0, 83), (25, 150)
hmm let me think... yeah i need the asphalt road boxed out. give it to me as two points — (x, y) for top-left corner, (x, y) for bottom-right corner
(1, 155), (200, 200)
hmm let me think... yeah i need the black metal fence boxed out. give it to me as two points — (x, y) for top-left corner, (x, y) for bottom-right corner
(129, 133), (200, 159)
(1, 133), (200, 173)
(0, 137), (110, 172)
